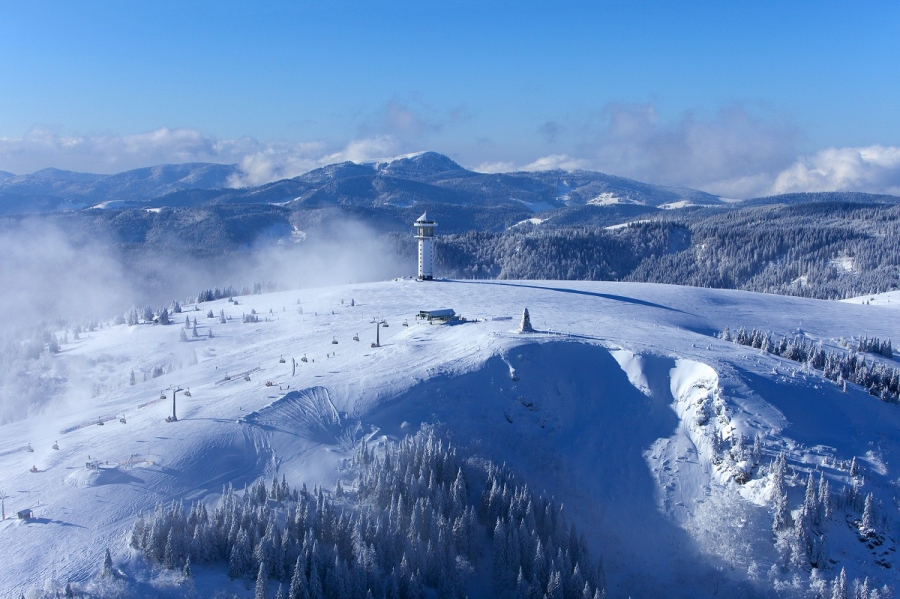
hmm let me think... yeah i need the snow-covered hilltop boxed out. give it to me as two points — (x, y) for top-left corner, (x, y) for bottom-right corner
(1, 279), (899, 598)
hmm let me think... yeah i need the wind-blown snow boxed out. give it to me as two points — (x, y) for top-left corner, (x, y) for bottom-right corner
(1, 279), (899, 597)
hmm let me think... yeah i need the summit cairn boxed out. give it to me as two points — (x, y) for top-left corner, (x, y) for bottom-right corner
(519, 307), (534, 333)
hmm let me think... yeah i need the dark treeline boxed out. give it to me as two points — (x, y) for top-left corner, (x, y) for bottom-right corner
(386, 202), (900, 300)
(854, 335), (893, 358)
(197, 282), (279, 303)
(722, 327), (899, 402)
(129, 429), (605, 599)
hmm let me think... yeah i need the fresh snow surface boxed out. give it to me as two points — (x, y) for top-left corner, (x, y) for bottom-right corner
(605, 219), (652, 230)
(587, 193), (631, 206)
(508, 217), (547, 229)
(842, 289), (900, 307)
(659, 200), (695, 209)
(2, 280), (900, 598)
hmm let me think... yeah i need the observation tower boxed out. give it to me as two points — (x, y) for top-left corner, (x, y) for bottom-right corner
(414, 212), (436, 281)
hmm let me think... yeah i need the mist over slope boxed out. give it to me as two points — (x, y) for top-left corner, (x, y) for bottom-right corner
(2, 152), (899, 314)
(1, 280), (898, 598)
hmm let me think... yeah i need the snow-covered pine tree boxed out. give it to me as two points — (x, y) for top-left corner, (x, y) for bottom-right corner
(255, 561), (269, 599)
(771, 454), (793, 532)
(818, 472), (831, 519)
(519, 308), (534, 333)
(831, 567), (847, 599)
(804, 472), (821, 526)
(288, 556), (308, 599)
(101, 548), (114, 578)
(861, 492), (876, 536)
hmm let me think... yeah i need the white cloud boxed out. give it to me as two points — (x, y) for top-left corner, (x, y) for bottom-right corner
(769, 145), (900, 196)
(520, 154), (591, 172)
(228, 136), (404, 187)
(472, 103), (806, 196)
(321, 136), (400, 165)
(472, 161), (517, 174)
(582, 103), (800, 197)
(3, 115), (900, 199)
(0, 127), (412, 187)
(0, 126), (235, 174)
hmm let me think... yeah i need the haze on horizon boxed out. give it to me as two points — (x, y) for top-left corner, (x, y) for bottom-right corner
(1, 1), (899, 198)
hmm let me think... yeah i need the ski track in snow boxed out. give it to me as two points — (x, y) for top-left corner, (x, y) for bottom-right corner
(1, 279), (900, 597)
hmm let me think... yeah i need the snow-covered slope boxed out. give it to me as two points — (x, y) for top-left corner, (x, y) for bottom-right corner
(1, 280), (899, 598)
(843, 289), (900, 307)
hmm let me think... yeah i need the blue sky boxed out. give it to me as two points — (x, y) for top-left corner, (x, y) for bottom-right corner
(1, 1), (899, 197)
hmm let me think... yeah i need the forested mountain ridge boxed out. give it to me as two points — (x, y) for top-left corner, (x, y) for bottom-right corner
(394, 202), (900, 300)
(0, 152), (719, 214)
(4, 199), (900, 302)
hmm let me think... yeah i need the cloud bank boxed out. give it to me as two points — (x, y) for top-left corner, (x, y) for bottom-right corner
(0, 127), (406, 188)
(2, 104), (900, 199)
(770, 145), (900, 197)
(500, 105), (900, 198)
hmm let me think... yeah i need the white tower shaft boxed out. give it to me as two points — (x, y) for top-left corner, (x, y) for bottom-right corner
(414, 212), (436, 281)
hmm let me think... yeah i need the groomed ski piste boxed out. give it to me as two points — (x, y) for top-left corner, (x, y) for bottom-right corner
(2, 279), (899, 598)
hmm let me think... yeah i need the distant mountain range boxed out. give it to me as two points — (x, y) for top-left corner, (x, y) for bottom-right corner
(0, 152), (725, 215)
(3, 152), (899, 219)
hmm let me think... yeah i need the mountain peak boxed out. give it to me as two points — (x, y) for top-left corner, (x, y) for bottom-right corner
(28, 167), (103, 183)
(376, 151), (467, 179)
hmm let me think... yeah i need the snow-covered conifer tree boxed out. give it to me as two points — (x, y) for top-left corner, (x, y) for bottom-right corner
(101, 548), (114, 578)
(255, 561), (269, 599)
(831, 567), (847, 599)
(804, 472), (821, 526)
(289, 556), (308, 599)
(861, 492), (876, 536)
(519, 308), (534, 333)
(771, 455), (792, 532)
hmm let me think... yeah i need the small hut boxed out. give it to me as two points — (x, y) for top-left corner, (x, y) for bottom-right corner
(418, 308), (457, 324)
(17, 508), (33, 520)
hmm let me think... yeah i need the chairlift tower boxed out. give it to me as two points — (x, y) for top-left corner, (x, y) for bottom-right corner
(414, 212), (436, 281)
(167, 387), (183, 422)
